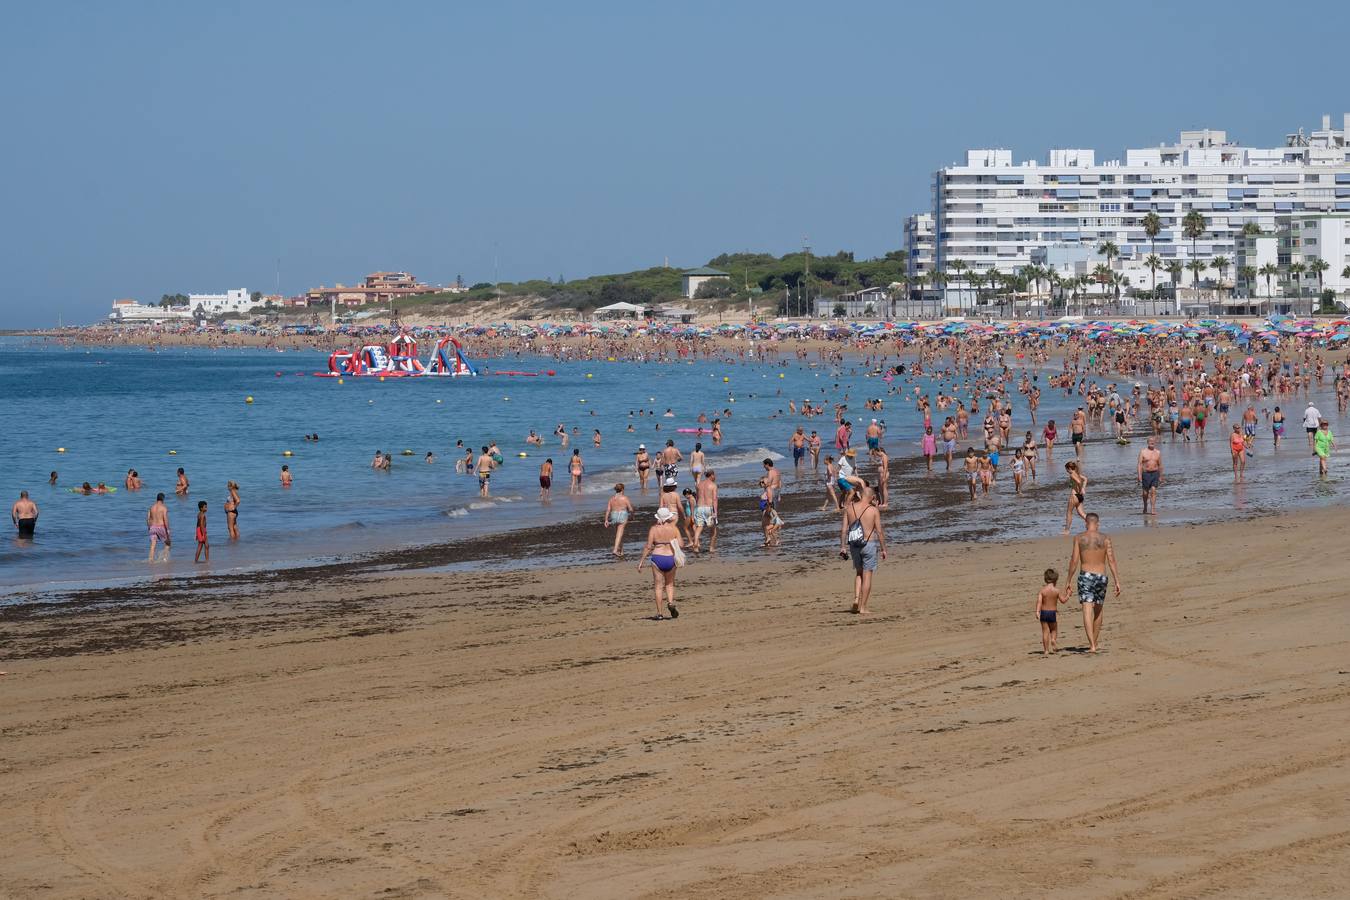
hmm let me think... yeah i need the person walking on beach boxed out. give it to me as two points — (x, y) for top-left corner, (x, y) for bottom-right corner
(1063, 460), (1087, 533)
(1229, 425), (1248, 482)
(194, 500), (209, 563)
(604, 483), (634, 557)
(1062, 512), (1121, 653)
(875, 446), (890, 509)
(538, 458), (553, 500)
(147, 493), (171, 562)
(1034, 568), (1065, 655)
(659, 440), (682, 482)
(839, 483), (885, 615)
(692, 469), (718, 553)
(1303, 401), (1322, 449)
(1137, 437), (1162, 514)
(760, 458), (781, 547)
(1070, 408), (1086, 459)
(822, 455), (840, 510)
(1315, 418), (1335, 479)
(224, 482), (240, 539)
(11, 491), (38, 538)
(569, 449), (585, 494)
(637, 507), (682, 620)
(789, 427), (807, 474)
(634, 444), (652, 491)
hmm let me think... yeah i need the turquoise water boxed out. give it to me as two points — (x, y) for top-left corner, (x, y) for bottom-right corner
(2, 337), (1347, 595)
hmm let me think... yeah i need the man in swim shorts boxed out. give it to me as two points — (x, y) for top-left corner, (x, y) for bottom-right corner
(146, 492), (171, 562)
(11, 490), (37, 538)
(1061, 512), (1120, 653)
(692, 468), (718, 553)
(789, 427), (807, 473)
(759, 458), (781, 547)
(1136, 436), (1163, 514)
(476, 446), (494, 497)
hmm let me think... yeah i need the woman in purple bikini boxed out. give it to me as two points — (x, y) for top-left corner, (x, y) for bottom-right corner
(637, 506), (683, 620)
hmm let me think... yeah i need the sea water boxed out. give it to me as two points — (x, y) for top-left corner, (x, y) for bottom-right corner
(2, 336), (1346, 596)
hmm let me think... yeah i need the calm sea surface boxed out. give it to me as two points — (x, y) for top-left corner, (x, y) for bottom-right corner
(2, 336), (1346, 597)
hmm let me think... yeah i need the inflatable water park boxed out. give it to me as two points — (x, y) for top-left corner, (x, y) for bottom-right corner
(317, 335), (478, 378)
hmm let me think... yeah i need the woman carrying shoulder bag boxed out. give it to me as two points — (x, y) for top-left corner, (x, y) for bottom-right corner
(839, 483), (886, 615)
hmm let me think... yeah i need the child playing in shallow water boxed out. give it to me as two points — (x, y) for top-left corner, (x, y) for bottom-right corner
(194, 501), (209, 564)
(1034, 568), (1063, 654)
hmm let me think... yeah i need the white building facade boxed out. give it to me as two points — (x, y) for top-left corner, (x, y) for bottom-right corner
(903, 213), (935, 290)
(189, 288), (258, 316)
(924, 115), (1350, 308)
(1284, 213), (1350, 297)
(108, 299), (191, 323)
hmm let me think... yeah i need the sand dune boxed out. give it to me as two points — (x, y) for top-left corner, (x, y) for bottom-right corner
(3, 508), (1349, 898)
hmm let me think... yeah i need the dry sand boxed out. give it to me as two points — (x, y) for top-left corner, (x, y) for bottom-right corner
(3, 508), (1349, 898)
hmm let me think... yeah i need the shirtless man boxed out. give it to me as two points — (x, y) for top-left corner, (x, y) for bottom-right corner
(1070, 407), (1087, 459)
(475, 446), (494, 497)
(692, 469), (719, 553)
(1136, 436), (1163, 515)
(789, 427), (807, 474)
(660, 440), (683, 482)
(760, 458), (781, 547)
(1062, 512), (1121, 653)
(865, 419), (883, 458)
(11, 491), (38, 538)
(146, 492), (171, 562)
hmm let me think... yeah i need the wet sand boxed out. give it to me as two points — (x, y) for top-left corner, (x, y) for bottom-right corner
(3, 508), (1349, 898)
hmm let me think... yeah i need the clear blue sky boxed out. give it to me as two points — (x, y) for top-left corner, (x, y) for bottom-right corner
(3, 0), (1347, 327)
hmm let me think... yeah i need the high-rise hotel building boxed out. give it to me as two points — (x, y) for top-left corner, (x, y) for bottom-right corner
(914, 114), (1350, 291)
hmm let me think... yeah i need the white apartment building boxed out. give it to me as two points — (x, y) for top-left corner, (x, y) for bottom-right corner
(188, 288), (258, 315)
(903, 213), (935, 290)
(926, 114), (1350, 308)
(1284, 213), (1350, 297)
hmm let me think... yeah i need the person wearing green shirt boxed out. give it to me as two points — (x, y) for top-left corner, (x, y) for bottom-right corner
(1314, 419), (1334, 479)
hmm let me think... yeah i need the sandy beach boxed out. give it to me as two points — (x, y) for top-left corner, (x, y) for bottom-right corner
(4, 507), (1348, 899)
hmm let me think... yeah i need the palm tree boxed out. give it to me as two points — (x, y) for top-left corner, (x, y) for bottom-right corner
(986, 266), (1002, 311)
(1241, 221), (1263, 236)
(1092, 263), (1112, 310)
(1210, 255), (1231, 300)
(1309, 257), (1330, 299)
(1144, 254), (1163, 301)
(1186, 259), (1207, 305)
(1238, 265), (1257, 300)
(926, 270), (946, 318)
(1165, 260), (1184, 315)
(1142, 211), (1162, 259)
(969, 270), (985, 309)
(1047, 271), (1063, 312)
(1182, 210), (1208, 303)
(1288, 262), (1306, 310)
(1097, 240), (1120, 271)
(947, 259), (967, 311)
(1258, 262), (1278, 299)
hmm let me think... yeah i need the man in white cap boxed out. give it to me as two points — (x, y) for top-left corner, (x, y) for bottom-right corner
(1303, 401), (1322, 449)
(865, 418), (883, 459)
